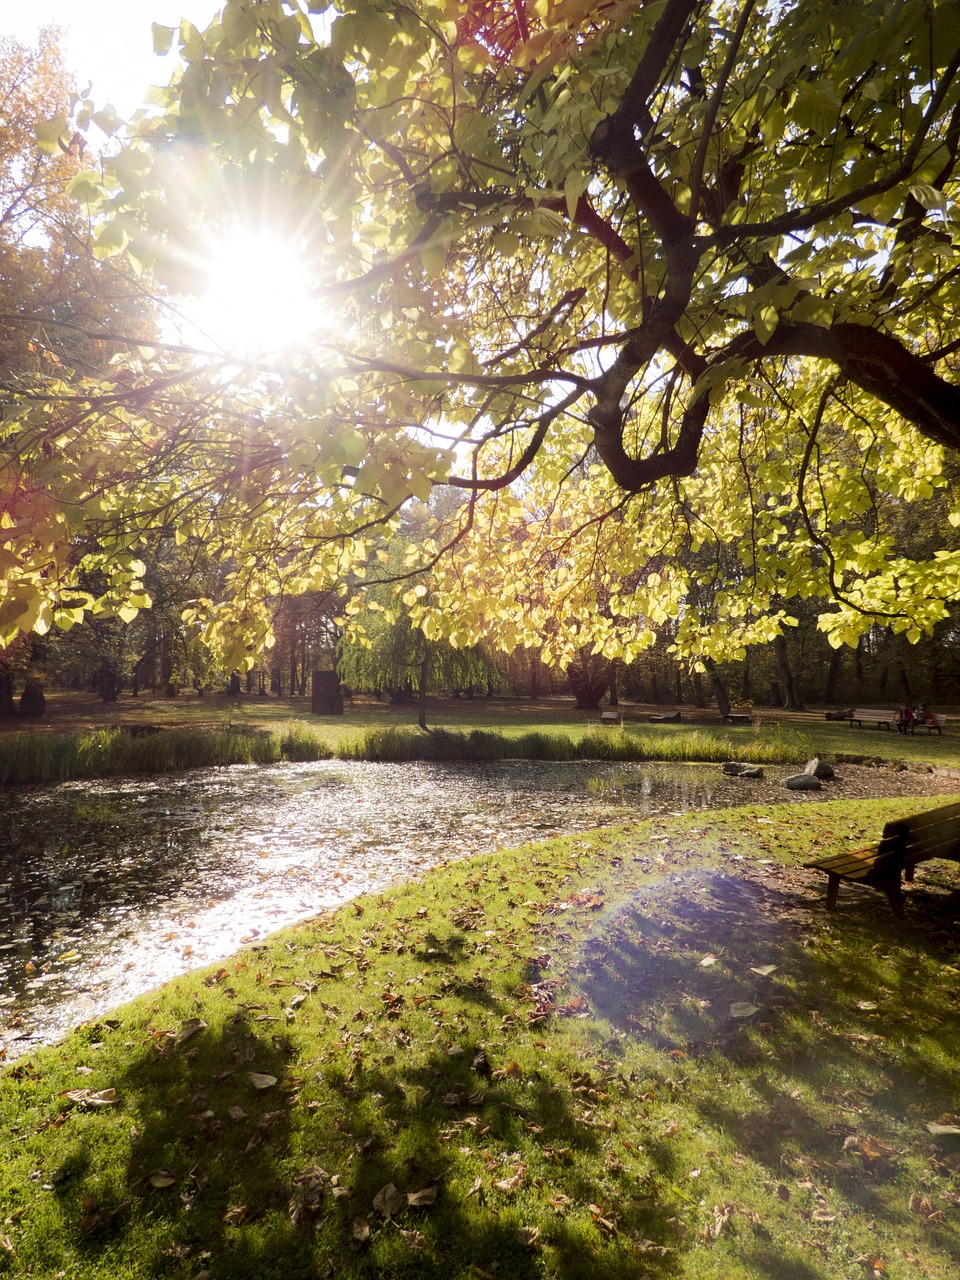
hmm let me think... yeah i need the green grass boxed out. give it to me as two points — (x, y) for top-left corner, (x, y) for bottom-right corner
(0, 724), (333, 785)
(2, 798), (959, 1278)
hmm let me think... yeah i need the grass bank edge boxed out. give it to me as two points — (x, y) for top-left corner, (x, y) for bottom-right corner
(0, 717), (935, 785)
(2, 798), (958, 1279)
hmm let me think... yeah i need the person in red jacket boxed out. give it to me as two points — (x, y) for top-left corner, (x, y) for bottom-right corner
(896, 704), (915, 735)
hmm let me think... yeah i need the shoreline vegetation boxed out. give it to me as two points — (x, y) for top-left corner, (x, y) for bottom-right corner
(2, 692), (958, 785)
(0, 722), (823, 787)
(2, 799), (958, 1278)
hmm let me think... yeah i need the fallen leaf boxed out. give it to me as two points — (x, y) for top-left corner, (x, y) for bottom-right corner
(59, 1088), (118, 1108)
(730, 1002), (759, 1018)
(398, 1227), (429, 1250)
(516, 1225), (541, 1246)
(493, 1169), (525, 1193)
(247, 1072), (277, 1090)
(700, 955), (718, 967)
(223, 1205), (249, 1225)
(908, 1192), (938, 1218)
(175, 1018), (207, 1047)
(372, 1183), (404, 1219)
(351, 1218), (371, 1244)
(147, 1172), (176, 1188)
(750, 964), (777, 976)
(927, 1122), (960, 1135)
(407, 1186), (437, 1206)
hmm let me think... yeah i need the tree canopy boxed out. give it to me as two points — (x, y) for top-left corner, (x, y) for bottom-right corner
(5, 0), (960, 669)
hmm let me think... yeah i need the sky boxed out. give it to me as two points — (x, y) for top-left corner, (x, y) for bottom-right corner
(1, 0), (221, 115)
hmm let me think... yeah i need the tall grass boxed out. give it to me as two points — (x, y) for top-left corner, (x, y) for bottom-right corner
(0, 723), (331, 786)
(1, 720), (814, 786)
(336, 725), (812, 765)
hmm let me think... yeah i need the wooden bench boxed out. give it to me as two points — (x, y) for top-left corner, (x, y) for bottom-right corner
(915, 714), (947, 736)
(600, 710), (620, 724)
(649, 710), (681, 723)
(848, 708), (893, 729)
(723, 712), (751, 725)
(806, 799), (960, 916)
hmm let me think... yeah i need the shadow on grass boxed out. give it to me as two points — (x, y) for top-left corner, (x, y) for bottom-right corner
(574, 862), (960, 1233)
(41, 995), (689, 1279)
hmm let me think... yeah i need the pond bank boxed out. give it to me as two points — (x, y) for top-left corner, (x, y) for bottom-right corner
(3, 757), (958, 1061)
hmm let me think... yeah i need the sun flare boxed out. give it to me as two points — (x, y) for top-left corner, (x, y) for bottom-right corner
(188, 229), (328, 357)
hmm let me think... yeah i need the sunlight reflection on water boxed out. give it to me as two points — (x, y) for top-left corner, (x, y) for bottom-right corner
(2, 758), (786, 1054)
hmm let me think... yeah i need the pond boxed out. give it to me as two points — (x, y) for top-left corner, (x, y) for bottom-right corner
(0, 756), (948, 1058)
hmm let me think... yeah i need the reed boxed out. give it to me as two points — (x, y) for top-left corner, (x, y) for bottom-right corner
(0, 722), (332, 785)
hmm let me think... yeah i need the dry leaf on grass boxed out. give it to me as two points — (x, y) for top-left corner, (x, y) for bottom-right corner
(407, 1186), (437, 1207)
(372, 1183), (404, 1219)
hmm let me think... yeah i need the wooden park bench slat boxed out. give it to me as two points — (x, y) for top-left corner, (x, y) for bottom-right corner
(848, 708), (893, 729)
(806, 800), (960, 916)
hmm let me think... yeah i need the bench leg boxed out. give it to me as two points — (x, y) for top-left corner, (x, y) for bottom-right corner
(883, 879), (906, 919)
(826, 874), (840, 909)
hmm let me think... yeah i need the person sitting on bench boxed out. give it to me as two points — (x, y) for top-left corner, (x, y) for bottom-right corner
(896, 704), (915, 735)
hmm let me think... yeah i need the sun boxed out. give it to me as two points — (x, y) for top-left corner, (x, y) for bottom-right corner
(186, 228), (329, 358)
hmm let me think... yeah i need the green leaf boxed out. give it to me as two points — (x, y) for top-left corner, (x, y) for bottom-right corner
(152, 23), (176, 56)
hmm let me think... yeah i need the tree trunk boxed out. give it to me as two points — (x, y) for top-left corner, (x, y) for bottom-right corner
(774, 634), (804, 710)
(823, 647), (842, 703)
(97, 661), (121, 702)
(566, 653), (610, 710)
(740, 652), (751, 702)
(0, 670), (14, 718)
(897, 661), (911, 704)
(418, 653), (429, 730)
(703, 657), (730, 719)
(691, 669), (706, 708)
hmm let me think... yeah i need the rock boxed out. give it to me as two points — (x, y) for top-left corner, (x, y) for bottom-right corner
(803, 757), (835, 780)
(785, 773), (821, 791)
(722, 762), (764, 778)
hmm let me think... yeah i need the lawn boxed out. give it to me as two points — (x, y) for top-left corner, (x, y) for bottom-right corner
(2, 798), (959, 1279)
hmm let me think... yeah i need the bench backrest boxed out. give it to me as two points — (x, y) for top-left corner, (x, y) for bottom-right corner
(882, 800), (960, 863)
